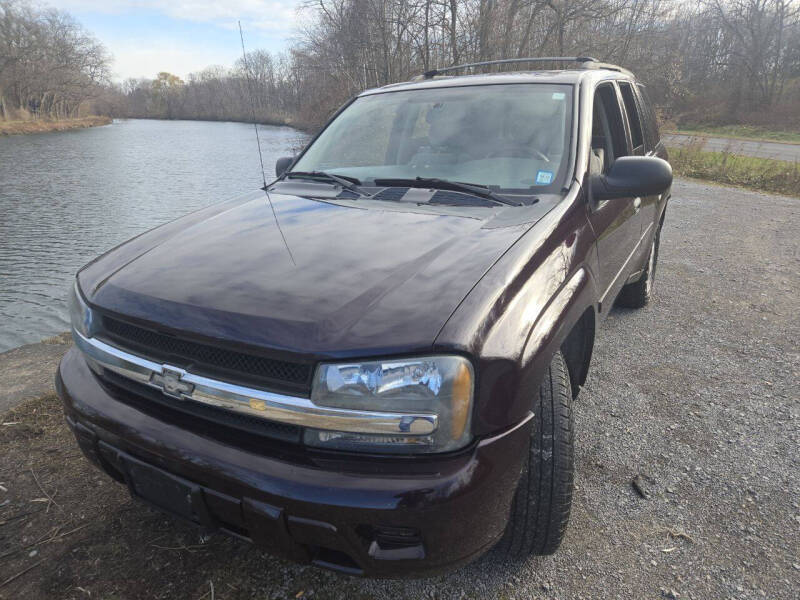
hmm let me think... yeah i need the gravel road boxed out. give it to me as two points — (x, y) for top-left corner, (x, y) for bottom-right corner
(662, 133), (800, 161)
(1, 178), (798, 599)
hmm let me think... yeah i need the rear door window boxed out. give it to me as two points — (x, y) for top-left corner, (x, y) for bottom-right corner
(618, 81), (644, 155)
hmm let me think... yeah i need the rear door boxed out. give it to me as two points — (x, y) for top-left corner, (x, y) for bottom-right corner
(586, 82), (641, 309)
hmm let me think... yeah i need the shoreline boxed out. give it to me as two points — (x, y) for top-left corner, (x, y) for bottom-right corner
(115, 114), (316, 133)
(0, 332), (71, 414)
(0, 116), (112, 136)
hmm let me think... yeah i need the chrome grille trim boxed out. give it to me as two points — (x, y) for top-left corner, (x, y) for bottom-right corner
(72, 330), (438, 436)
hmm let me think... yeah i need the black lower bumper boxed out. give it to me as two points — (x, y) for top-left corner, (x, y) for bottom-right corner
(57, 348), (530, 577)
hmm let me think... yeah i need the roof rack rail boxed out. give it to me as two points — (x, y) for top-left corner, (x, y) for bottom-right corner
(579, 61), (634, 77)
(419, 56), (598, 79)
(415, 56), (632, 80)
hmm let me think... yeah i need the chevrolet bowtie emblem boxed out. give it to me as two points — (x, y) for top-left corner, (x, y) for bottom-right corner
(150, 367), (194, 399)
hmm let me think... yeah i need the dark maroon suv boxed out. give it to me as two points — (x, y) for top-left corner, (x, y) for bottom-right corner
(57, 57), (671, 577)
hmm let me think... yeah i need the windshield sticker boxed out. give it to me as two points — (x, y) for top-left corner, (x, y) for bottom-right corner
(535, 170), (554, 185)
(552, 92), (566, 100)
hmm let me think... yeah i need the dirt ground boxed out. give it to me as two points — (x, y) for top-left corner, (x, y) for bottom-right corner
(0, 178), (798, 599)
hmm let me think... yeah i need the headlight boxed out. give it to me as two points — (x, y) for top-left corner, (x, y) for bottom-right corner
(304, 356), (474, 454)
(68, 280), (95, 339)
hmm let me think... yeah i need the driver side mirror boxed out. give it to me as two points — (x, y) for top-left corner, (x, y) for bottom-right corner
(275, 156), (294, 178)
(591, 156), (672, 201)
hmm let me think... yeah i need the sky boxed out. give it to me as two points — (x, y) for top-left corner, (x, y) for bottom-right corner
(49, 1), (305, 81)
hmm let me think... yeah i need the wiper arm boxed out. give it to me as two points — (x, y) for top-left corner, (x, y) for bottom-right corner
(285, 171), (374, 198)
(375, 177), (522, 206)
(418, 178), (523, 206)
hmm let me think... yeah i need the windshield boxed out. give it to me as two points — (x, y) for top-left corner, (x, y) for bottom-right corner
(290, 83), (574, 196)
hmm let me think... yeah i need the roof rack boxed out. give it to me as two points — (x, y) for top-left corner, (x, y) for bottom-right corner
(580, 61), (634, 77)
(416, 56), (631, 80)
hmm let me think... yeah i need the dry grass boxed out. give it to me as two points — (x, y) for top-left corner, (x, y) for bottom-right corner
(0, 116), (111, 136)
(668, 142), (800, 196)
(0, 394), (347, 599)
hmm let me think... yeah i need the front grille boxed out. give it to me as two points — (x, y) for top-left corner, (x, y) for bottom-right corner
(100, 370), (303, 446)
(101, 316), (313, 394)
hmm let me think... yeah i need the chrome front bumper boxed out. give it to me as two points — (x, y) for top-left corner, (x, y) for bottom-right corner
(72, 330), (438, 436)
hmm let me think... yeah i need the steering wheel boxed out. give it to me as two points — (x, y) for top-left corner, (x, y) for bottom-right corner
(488, 144), (549, 162)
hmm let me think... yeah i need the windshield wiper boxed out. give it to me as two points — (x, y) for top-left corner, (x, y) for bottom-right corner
(285, 171), (374, 198)
(375, 177), (522, 206)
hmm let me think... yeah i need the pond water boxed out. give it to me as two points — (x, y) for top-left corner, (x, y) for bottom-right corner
(0, 119), (307, 352)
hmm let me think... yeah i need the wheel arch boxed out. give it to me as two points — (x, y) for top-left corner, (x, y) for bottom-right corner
(560, 306), (595, 398)
(519, 266), (598, 404)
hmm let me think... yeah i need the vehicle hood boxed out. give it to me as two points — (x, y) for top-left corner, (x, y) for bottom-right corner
(79, 190), (551, 358)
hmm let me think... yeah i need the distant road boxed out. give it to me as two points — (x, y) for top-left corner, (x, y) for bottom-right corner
(663, 132), (800, 161)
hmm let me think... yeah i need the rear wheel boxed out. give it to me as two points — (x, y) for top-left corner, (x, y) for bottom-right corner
(617, 223), (661, 308)
(496, 350), (574, 558)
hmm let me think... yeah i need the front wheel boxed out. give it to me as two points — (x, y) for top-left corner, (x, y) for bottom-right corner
(617, 223), (661, 308)
(495, 350), (574, 558)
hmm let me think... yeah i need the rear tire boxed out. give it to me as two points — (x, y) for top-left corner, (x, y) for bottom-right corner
(617, 223), (661, 309)
(496, 350), (574, 558)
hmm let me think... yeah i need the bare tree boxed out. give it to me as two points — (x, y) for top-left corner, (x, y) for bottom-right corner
(0, 0), (110, 120)
(111, 0), (800, 131)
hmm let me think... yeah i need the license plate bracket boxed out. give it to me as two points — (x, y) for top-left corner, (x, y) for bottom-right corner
(124, 457), (197, 521)
(98, 443), (214, 526)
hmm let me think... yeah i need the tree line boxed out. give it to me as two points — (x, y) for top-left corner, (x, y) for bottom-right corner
(0, 0), (110, 120)
(118, 0), (800, 131)
(3, 0), (799, 130)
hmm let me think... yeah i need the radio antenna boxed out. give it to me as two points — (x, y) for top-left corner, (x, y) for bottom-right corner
(238, 20), (295, 266)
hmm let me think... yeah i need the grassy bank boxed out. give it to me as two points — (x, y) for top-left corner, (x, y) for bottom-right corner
(667, 145), (800, 196)
(669, 124), (800, 144)
(0, 116), (112, 136)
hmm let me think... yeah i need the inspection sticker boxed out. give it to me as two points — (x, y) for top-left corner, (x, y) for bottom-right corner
(552, 92), (566, 100)
(536, 170), (554, 185)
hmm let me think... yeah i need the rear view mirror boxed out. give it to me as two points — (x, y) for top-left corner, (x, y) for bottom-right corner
(275, 156), (294, 178)
(591, 156), (672, 200)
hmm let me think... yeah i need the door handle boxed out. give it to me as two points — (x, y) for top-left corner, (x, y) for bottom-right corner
(633, 198), (642, 213)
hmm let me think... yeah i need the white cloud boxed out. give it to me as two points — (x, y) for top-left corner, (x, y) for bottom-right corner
(47, 1), (305, 80)
(50, 1), (301, 32)
(108, 40), (235, 80)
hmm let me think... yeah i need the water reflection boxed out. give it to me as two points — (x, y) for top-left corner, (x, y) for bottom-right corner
(0, 119), (307, 351)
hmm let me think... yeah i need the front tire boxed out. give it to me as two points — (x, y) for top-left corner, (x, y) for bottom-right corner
(617, 223), (661, 308)
(496, 351), (574, 558)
